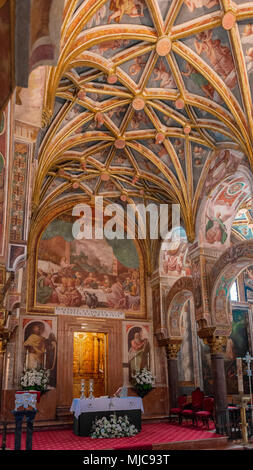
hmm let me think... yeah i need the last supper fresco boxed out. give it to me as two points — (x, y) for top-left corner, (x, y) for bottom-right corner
(36, 215), (143, 314)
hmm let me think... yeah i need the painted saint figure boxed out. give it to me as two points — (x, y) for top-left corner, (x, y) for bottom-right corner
(24, 323), (46, 369)
(205, 211), (229, 244)
(128, 327), (150, 379)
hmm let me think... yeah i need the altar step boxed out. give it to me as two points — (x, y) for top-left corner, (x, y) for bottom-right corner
(142, 414), (169, 423)
(153, 437), (253, 451)
(0, 419), (72, 434)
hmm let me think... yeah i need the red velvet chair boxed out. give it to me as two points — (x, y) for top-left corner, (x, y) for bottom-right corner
(169, 395), (187, 424)
(195, 397), (214, 429)
(181, 388), (204, 425)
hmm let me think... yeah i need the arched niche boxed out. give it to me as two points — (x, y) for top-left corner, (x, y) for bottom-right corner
(210, 240), (253, 326)
(166, 277), (194, 338)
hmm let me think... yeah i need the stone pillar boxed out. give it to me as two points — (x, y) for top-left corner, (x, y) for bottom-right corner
(164, 340), (182, 410)
(0, 349), (4, 415)
(200, 332), (228, 434)
(0, 333), (9, 416)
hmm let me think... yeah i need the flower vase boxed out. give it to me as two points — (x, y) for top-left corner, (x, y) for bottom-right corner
(135, 386), (152, 398)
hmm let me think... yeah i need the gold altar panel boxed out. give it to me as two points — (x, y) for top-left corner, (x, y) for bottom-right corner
(73, 332), (107, 399)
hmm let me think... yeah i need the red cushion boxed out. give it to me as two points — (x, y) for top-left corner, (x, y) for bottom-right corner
(182, 409), (194, 416)
(195, 411), (211, 417)
(170, 408), (181, 414)
(178, 396), (187, 408)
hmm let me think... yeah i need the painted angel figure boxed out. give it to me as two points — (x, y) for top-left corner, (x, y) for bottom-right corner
(108, 0), (146, 23)
(131, 111), (149, 129)
(245, 47), (253, 75)
(107, 106), (126, 120)
(194, 30), (237, 90)
(205, 208), (230, 245)
(184, 0), (218, 12)
(153, 60), (176, 88)
(129, 55), (147, 76)
(241, 24), (253, 43)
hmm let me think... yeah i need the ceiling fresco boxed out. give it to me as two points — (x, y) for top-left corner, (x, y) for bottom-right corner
(232, 205), (253, 240)
(32, 0), (253, 241)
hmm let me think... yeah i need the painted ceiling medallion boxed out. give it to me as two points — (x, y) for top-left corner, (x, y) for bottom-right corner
(132, 97), (145, 111)
(222, 12), (236, 30)
(77, 90), (86, 100)
(184, 125), (191, 135)
(156, 37), (171, 56)
(101, 172), (110, 181)
(175, 99), (185, 110)
(107, 73), (118, 84)
(155, 132), (165, 145)
(114, 138), (126, 149)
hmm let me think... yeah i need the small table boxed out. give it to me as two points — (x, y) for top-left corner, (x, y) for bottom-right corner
(12, 392), (38, 450)
(70, 397), (144, 437)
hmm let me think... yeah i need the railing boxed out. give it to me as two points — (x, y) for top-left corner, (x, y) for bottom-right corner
(215, 406), (253, 440)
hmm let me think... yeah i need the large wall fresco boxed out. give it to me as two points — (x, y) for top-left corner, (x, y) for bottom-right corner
(35, 214), (144, 315)
(224, 308), (250, 395)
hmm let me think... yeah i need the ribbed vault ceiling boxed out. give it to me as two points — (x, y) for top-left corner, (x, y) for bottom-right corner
(33, 0), (253, 241)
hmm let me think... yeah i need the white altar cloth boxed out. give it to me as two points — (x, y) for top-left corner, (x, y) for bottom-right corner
(70, 397), (144, 419)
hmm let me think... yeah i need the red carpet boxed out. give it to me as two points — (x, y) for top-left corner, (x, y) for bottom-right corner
(3, 422), (222, 450)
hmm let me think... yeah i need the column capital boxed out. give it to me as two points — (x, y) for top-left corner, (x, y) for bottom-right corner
(162, 339), (182, 359)
(198, 327), (229, 354)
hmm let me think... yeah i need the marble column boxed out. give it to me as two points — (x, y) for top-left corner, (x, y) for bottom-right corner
(203, 335), (228, 434)
(0, 349), (4, 415)
(165, 340), (182, 410)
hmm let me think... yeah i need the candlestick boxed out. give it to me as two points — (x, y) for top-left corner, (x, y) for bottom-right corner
(80, 379), (85, 399)
(236, 358), (244, 394)
(89, 379), (94, 399)
(25, 349), (29, 370)
(43, 350), (47, 369)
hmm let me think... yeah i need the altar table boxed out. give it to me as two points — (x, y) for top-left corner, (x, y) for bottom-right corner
(70, 397), (144, 436)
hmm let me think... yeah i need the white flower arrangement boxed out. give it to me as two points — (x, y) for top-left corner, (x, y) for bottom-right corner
(132, 368), (154, 397)
(90, 413), (139, 439)
(20, 368), (50, 393)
